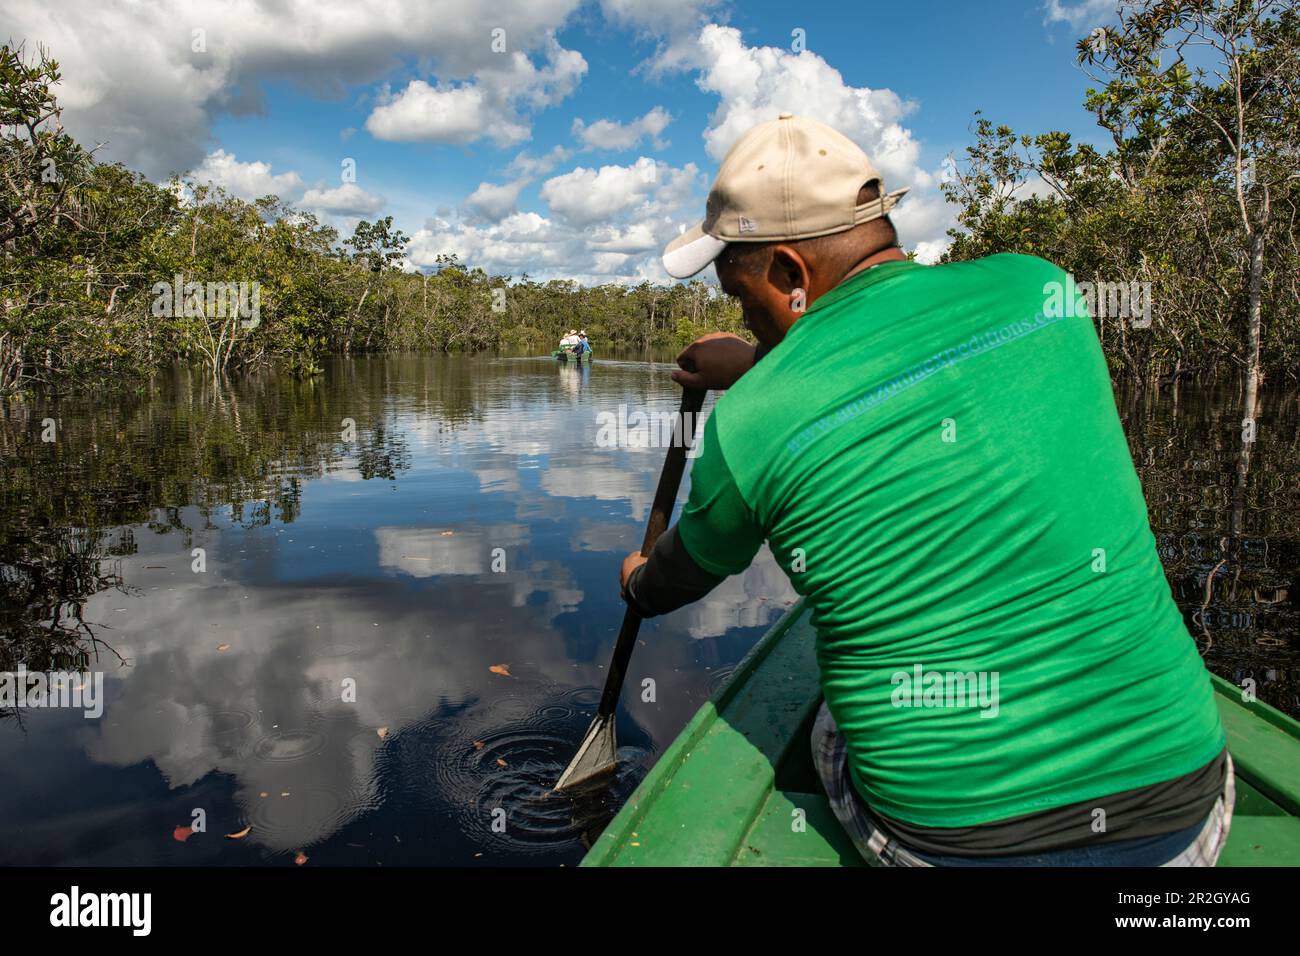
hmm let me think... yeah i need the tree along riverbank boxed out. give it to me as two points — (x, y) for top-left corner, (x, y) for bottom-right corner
(3, 2), (1297, 402)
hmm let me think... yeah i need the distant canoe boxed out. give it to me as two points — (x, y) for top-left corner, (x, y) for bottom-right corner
(583, 601), (1300, 867)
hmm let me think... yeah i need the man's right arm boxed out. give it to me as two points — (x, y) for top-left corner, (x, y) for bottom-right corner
(620, 411), (766, 617)
(622, 525), (726, 618)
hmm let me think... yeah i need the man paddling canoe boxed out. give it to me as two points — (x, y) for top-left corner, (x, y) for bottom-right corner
(619, 113), (1232, 867)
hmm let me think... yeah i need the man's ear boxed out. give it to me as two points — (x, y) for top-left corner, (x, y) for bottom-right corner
(769, 245), (810, 297)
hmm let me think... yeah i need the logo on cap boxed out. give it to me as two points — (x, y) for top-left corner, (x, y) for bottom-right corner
(737, 216), (756, 234)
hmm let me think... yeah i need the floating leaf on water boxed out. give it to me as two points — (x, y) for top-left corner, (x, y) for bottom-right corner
(294, 851), (308, 865)
(440, 531), (454, 537)
(496, 757), (508, 767)
(489, 664), (511, 677)
(226, 826), (252, 840)
(172, 826), (193, 843)
(377, 726), (389, 738)
(217, 644), (231, 652)
(472, 740), (485, 750)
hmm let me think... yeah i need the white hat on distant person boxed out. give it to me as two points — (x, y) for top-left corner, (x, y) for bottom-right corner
(662, 113), (908, 279)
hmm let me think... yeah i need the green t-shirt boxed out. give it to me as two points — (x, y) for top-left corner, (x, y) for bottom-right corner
(677, 253), (1225, 827)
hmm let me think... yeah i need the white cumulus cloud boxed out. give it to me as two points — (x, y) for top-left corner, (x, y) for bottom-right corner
(189, 149), (305, 201)
(406, 158), (702, 281)
(464, 179), (530, 223)
(540, 157), (697, 226)
(507, 145), (575, 177)
(692, 25), (919, 181)
(685, 24), (953, 261)
(572, 106), (672, 151)
(1044, 0), (1116, 31)
(599, 0), (725, 73)
(365, 37), (587, 146)
(0, 0), (586, 177)
(365, 82), (527, 145)
(300, 182), (387, 217)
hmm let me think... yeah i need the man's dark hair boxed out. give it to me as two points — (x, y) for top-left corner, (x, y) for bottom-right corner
(720, 180), (898, 278)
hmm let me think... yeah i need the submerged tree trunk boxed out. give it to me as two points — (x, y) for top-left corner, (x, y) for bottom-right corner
(1243, 220), (1266, 428)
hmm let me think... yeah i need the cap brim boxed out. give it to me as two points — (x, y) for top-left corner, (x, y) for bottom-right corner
(663, 223), (727, 279)
(853, 186), (910, 225)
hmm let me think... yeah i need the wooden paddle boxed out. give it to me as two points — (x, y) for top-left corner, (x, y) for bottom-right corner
(553, 384), (707, 792)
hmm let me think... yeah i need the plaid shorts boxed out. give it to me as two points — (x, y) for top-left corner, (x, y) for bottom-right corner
(811, 702), (1236, 867)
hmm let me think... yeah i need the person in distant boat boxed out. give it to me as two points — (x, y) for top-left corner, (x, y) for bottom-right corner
(617, 113), (1231, 867)
(560, 329), (580, 351)
(578, 331), (591, 354)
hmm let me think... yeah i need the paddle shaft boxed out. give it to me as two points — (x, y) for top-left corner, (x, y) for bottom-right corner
(595, 387), (706, 719)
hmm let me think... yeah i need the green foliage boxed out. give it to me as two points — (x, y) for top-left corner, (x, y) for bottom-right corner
(0, 43), (744, 395)
(942, 0), (1299, 383)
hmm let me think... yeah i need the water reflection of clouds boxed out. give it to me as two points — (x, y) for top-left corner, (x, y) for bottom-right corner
(475, 468), (522, 495)
(570, 521), (797, 640)
(376, 524), (528, 577)
(76, 568), (598, 855)
(541, 466), (655, 523)
(3, 359), (793, 864)
(572, 520), (634, 553)
(420, 386), (701, 528)
(466, 406), (558, 459)
(374, 524), (582, 621)
(63, 527), (786, 858)
(681, 546), (797, 640)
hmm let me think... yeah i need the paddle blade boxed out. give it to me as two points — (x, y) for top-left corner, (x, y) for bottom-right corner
(553, 713), (617, 792)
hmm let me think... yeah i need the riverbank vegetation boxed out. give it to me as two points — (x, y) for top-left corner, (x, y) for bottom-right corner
(0, 45), (741, 395)
(2, 0), (1297, 398)
(942, 0), (1299, 410)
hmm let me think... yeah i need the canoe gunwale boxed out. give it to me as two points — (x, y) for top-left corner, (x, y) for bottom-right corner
(583, 601), (1300, 866)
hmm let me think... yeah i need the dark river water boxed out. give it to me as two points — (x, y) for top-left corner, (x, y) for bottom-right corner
(0, 355), (1295, 866)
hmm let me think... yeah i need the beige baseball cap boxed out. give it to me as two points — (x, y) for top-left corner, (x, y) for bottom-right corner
(662, 113), (909, 279)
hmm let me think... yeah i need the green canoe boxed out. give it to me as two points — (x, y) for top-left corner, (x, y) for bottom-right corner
(553, 348), (593, 363)
(583, 601), (1300, 867)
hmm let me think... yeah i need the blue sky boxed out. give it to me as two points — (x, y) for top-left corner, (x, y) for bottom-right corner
(7, 0), (1120, 281)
